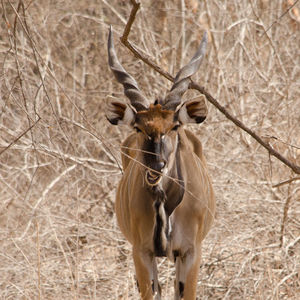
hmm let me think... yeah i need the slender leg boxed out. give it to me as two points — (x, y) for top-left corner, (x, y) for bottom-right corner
(133, 247), (161, 300)
(174, 254), (183, 300)
(174, 246), (202, 300)
(152, 258), (162, 300)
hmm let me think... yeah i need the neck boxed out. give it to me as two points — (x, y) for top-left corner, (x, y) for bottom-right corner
(151, 133), (184, 216)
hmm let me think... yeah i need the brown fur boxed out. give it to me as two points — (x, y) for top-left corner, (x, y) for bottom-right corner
(135, 104), (175, 138)
(116, 125), (215, 300)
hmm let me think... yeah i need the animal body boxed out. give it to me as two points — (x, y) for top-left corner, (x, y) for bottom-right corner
(106, 27), (215, 300)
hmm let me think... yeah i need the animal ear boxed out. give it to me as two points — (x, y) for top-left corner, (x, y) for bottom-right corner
(105, 100), (136, 125)
(177, 96), (208, 124)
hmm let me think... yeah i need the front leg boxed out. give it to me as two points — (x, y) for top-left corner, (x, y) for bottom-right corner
(174, 246), (202, 300)
(133, 246), (161, 300)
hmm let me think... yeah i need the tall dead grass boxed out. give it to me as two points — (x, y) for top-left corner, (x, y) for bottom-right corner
(0, 0), (299, 299)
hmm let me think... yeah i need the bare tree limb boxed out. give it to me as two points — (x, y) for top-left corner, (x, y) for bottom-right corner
(121, 0), (140, 42)
(190, 82), (300, 175)
(119, 0), (300, 175)
(120, 0), (173, 82)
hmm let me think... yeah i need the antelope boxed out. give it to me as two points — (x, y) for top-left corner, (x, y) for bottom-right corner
(106, 27), (215, 300)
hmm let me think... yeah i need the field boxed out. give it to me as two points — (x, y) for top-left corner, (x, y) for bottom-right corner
(0, 0), (299, 299)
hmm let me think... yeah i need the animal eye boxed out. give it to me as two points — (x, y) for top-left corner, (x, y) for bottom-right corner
(172, 124), (180, 131)
(134, 126), (142, 133)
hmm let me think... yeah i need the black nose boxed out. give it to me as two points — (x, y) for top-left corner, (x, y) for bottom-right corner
(157, 160), (166, 171)
(149, 160), (166, 173)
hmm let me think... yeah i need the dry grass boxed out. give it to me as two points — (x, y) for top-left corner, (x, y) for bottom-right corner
(0, 0), (299, 299)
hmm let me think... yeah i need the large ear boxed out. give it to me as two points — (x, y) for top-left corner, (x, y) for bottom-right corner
(177, 96), (208, 124)
(105, 100), (136, 126)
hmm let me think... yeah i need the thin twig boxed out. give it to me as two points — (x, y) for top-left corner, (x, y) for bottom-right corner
(120, 1), (300, 175)
(19, 164), (77, 240)
(36, 220), (41, 300)
(280, 183), (292, 248)
(268, 135), (300, 150)
(273, 176), (300, 188)
(0, 115), (41, 156)
(260, 0), (300, 37)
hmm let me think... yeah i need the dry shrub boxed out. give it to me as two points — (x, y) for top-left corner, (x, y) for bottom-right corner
(0, 0), (299, 299)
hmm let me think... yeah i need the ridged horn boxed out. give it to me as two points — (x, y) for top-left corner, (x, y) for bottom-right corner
(108, 26), (149, 111)
(163, 31), (208, 110)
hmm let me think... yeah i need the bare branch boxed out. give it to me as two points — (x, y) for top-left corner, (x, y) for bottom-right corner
(190, 82), (300, 175)
(121, 0), (141, 42)
(120, 0), (173, 82)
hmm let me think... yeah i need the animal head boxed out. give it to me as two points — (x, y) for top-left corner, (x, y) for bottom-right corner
(106, 27), (208, 185)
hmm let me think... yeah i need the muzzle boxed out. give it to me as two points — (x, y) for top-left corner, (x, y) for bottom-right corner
(145, 169), (162, 186)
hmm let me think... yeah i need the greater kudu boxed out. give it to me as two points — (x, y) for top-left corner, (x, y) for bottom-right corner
(106, 27), (215, 300)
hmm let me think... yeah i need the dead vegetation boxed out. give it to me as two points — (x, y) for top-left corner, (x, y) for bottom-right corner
(0, 0), (299, 299)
